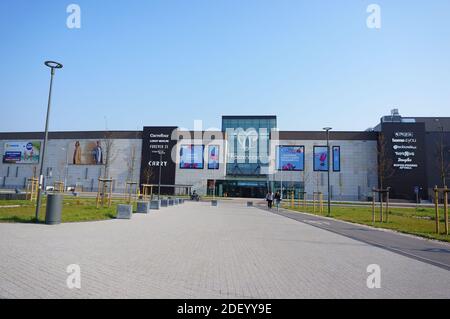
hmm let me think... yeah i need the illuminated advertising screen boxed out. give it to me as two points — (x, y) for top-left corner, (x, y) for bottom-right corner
(180, 145), (204, 169)
(333, 146), (341, 172)
(2, 141), (41, 164)
(68, 140), (104, 165)
(277, 146), (304, 171)
(313, 146), (329, 171)
(208, 145), (219, 170)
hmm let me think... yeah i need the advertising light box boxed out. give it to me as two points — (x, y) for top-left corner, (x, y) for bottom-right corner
(313, 146), (329, 171)
(277, 146), (304, 171)
(180, 145), (204, 169)
(208, 145), (220, 170)
(2, 141), (41, 164)
(333, 146), (341, 172)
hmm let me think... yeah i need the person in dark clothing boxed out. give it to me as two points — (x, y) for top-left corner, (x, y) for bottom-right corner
(266, 191), (274, 209)
(274, 192), (281, 209)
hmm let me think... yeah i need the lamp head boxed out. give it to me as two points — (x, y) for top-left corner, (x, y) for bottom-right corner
(44, 61), (63, 69)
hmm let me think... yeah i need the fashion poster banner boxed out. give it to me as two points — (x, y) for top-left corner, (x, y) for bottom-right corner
(2, 141), (41, 164)
(180, 145), (204, 169)
(313, 146), (329, 171)
(277, 146), (304, 171)
(68, 140), (104, 165)
(208, 145), (220, 169)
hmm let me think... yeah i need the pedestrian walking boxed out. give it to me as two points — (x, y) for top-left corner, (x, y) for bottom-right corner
(274, 191), (281, 210)
(266, 191), (274, 209)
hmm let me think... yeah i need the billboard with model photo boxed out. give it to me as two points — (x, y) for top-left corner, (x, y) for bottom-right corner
(68, 140), (104, 165)
(2, 141), (41, 164)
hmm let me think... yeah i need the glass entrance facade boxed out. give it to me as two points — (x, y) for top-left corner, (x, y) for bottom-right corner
(222, 116), (276, 176)
(207, 179), (305, 199)
(208, 180), (269, 198)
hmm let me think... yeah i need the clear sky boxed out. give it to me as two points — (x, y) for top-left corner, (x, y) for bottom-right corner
(0, 0), (449, 132)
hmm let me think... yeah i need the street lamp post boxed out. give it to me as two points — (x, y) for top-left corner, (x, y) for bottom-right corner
(157, 150), (165, 200)
(35, 61), (63, 222)
(323, 127), (332, 217)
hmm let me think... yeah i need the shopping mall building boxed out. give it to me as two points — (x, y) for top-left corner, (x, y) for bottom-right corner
(1, 111), (449, 201)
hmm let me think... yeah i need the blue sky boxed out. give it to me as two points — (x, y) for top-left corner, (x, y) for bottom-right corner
(0, 0), (449, 132)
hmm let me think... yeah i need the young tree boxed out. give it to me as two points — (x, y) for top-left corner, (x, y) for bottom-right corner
(435, 130), (449, 188)
(126, 145), (137, 182)
(314, 171), (320, 193)
(301, 170), (311, 196)
(102, 131), (117, 179)
(142, 165), (154, 185)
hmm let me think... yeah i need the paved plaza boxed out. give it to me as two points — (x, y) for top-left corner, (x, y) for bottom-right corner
(0, 201), (449, 299)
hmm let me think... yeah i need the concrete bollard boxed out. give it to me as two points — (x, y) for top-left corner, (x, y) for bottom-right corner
(150, 200), (161, 210)
(136, 201), (150, 214)
(116, 204), (133, 219)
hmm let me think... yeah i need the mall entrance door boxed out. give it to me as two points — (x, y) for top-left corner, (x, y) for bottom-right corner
(210, 180), (268, 198)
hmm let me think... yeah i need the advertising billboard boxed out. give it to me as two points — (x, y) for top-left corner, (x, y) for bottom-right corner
(332, 146), (341, 172)
(2, 141), (41, 164)
(313, 146), (329, 171)
(139, 127), (178, 194)
(381, 122), (427, 200)
(277, 146), (304, 171)
(68, 140), (104, 165)
(180, 145), (204, 169)
(208, 145), (220, 170)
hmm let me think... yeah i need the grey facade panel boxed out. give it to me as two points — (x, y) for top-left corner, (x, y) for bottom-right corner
(278, 131), (379, 141)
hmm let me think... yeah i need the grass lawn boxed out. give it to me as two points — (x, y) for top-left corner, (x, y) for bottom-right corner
(283, 203), (450, 243)
(0, 197), (137, 224)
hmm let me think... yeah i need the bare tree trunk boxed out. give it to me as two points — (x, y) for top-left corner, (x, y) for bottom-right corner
(102, 132), (117, 179)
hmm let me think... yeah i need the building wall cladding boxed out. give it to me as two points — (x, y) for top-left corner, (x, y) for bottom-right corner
(425, 131), (450, 195)
(0, 130), (377, 199)
(174, 138), (227, 194)
(173, 135), (378, 200)
(271, 139), (378, 201)
(0, 134), (142, 192)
